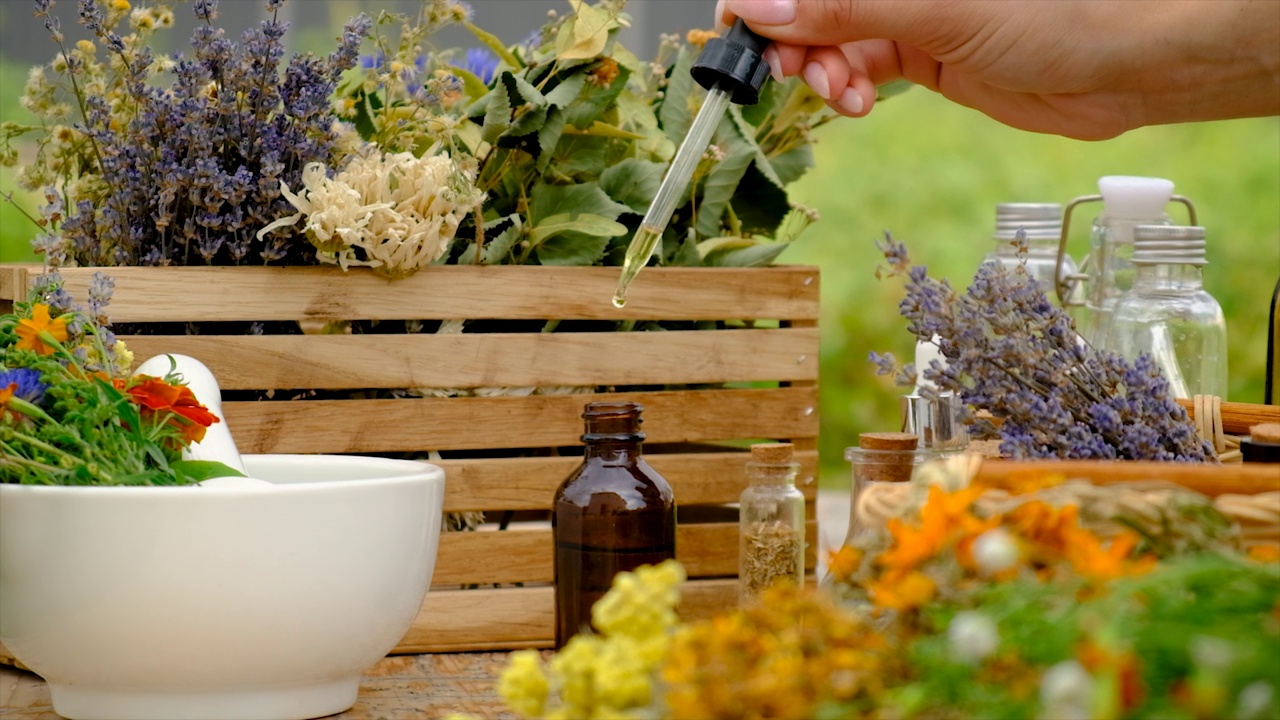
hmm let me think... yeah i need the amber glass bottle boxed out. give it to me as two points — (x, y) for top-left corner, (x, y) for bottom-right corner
(553, 402), (676, 649)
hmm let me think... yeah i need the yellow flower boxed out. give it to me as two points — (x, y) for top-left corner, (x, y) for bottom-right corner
(550, 634), (601, 710)
(686, 29), (719, 48)
(497, 649), (548, 719)
(595, 636), (653, 709)
(110, 0), (131, 11)
(76, 40), (96, 55)
(15, 304), (69, 356)
(113, 340), (134, 372)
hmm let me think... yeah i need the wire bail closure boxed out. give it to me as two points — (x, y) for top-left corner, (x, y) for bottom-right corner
(1054, 194), (1198, 306)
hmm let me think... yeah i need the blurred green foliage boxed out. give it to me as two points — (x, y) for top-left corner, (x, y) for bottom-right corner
(783, 91), (1279, 486)
(2, 52), (1276, 488)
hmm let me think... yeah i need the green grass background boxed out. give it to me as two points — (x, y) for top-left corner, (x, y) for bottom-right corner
(3, 58), (1277, 488)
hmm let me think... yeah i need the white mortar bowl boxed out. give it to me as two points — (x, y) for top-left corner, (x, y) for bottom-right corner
(0, 455), (444, 720)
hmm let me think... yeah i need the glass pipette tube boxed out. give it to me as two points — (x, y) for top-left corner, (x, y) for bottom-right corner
(612, 86), (734, 308)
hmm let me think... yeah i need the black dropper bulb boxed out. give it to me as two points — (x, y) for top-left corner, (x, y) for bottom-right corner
(690, 18), (772, 106)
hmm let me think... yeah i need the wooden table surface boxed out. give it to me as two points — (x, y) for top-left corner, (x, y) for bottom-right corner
(0, 653), (518, 720)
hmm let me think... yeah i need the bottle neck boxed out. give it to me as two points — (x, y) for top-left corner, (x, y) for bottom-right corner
(746, 463), (799, 487)
(584, 440), (642, 462)
(1133, 262), (1204, 293)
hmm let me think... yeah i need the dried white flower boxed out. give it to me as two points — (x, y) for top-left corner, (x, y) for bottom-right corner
(1039, 660), (1093, 720)
(972, 527), (1020, 575)
(947, 611), (999, 665)
(259, 147), (484, 278)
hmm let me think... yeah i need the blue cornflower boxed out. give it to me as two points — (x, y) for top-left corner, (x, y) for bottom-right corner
(462, 47), (499, 85)
(0, 369), (48, 405)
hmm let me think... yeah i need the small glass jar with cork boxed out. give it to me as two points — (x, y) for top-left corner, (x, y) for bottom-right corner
(738, 442), (805, 605)
(841, 432), (946, 547)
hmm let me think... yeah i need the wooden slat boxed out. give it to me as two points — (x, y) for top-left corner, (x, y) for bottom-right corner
(976, 460), (1280, 497)
(1176, 399), (1280, 436)
(223, 387), (818, 454)
(394, 578), (739, 653)
(11, 265), (820, 322)
(438, 450), (819, 511)
(0, 265), (31, 314)
(120, 328), (818, 390)
(432, 521), (818, 586)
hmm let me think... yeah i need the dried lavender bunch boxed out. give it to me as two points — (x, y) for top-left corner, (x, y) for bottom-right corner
(9, 0), (371, 267)
(872, 233), (1212, 462)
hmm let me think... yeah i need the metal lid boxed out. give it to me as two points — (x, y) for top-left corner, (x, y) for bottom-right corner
(1132, 225), (1208, 265)
(994, 203), (1063, 240)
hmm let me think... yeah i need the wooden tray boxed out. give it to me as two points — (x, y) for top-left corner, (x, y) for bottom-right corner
(0, 264), (821, 654)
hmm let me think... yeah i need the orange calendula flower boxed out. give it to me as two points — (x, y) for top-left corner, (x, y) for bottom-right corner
(1064, 528), (1156, 582)
(1247, 544), (1280, 563)
(879, 484), (989, 572)
(0, 382), (15, 407)
(15, 304), (70, 356)
(826, 545), (862, 581)
(868, 569), (936, 611)
(127, 376), (220, 444)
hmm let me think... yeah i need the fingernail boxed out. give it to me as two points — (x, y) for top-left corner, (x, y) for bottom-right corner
(762, 46), (783, 83)
(803, 62), (830, 99)
(838, 87), (864, 115)
(729, 0), (796, 25)
(714, 0), (727, 32)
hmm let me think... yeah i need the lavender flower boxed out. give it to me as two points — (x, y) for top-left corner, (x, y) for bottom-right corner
(873, 232), (1211, 462)
(23, 0), (372, 268)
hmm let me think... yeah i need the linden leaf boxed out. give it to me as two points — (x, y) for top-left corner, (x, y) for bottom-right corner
(699, 239), (790, 268)
(529, 181), (629, 226)
(480, 82), (512, 144)
(694, 114), (753, 238)
(600, 158), (666, 214)
(563, 65), (630, 130)
(555, 1), (614, 61)
(659, 46), (697, 144)
(535, 109), (568, 172)
(484, 215), (524, 264)
(545, 74), (588, 109)
(527, 213), (627, 244)
(561, 121), (645, 140)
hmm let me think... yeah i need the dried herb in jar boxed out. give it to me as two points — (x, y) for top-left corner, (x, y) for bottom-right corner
(738, 443), (805, 604)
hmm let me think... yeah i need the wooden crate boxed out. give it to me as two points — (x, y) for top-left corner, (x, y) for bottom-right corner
(0, 264), (820, 653)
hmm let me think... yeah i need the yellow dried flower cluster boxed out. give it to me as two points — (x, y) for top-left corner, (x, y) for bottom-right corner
(662, 584), (897, 720)
(258, 146), (484, 278)
(497, 560), (686, 719)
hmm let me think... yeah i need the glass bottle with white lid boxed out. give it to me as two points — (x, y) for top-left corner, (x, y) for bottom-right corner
(1056, 176), (1197, 345)
(1101, 225), (1228, 399)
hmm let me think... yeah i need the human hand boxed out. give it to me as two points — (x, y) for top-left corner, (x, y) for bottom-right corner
(717, 0), (1280, 140)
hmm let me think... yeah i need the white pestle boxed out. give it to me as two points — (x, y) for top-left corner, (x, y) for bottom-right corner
(133, 354), (249, 477)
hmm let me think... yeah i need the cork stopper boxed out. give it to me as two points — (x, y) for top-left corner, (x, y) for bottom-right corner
(750, 442), (794, 464)
(859, 432), (919, 451)
(1249, 423), (1280, 444)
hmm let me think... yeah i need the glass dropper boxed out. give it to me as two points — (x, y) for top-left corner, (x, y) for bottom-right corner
(612, 19), (772, 308)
